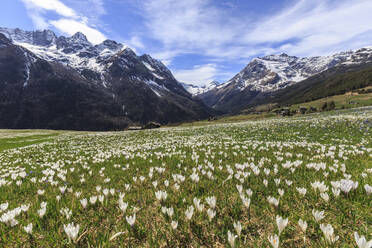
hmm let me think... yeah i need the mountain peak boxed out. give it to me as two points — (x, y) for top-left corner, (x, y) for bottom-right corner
(120, 47), (137, 57)
(140, 54), (171, 73)
(70, 32), (89, 43)
(95, 39), (123, 53)
(209, 80), (221, 86)
(0, 27), (57, 47)
(182, 80), (223, 95)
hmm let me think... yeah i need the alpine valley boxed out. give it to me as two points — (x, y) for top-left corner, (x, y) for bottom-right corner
(1, 27), (372, 130)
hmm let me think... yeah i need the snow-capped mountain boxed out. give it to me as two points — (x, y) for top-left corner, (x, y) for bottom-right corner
(182, 81), (222, 95)
(0, 27), (184, 92)
(227, 49), (372, 93)
(199, 47), (372, 111)
(0, 28), (212, 130)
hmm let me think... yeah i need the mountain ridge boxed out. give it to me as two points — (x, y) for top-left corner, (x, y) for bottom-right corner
(196, 46), (372, 112)
(0, 28), (213, 130)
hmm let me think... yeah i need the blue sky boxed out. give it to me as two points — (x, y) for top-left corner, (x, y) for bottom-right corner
(1, 0), (372, 86)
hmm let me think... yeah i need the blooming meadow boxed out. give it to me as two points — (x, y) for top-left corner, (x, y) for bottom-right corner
(0, 108), (371, 247)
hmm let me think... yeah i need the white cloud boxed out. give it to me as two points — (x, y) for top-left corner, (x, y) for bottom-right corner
(173, 64), (233, 87)
(143, 0), (239, 49)
(63, 0), (106, 23)
(173, 64), (218, 86)
(245, 0), (372, 56)
(141, 0), (244, 60)
(22, 0), (76, 17)
(141, 0), (372, 59)
(21, 0), (107, 44)
(49, 19), (106, 44)
(125, 36), (145, 50)
(27, 11), (49, 29)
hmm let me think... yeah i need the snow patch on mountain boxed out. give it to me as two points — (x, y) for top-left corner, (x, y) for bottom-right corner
(14, 41), (113, 73)
(0, 28), (128, 75)
(144, 79), (170, 97)
(182, 81), (222, 95)
(142, 61), (155, 71)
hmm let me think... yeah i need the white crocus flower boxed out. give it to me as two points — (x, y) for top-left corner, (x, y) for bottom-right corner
(59, 186), (67, 194)
(206, 196), (216, 209)
(354, 232), (372, 248)
(89, 196), (97, 205)
(246, 189), (253, 197)
(296, 187), (307, 196)
(155, 191), (167, 201)
(320, 192), (329, 202)
(185, 206), (194, 220)
(0, 202), (8, 212)
(268, 234), (279, 248)
(152, 181), (158, 188)
(37, 189), (45, 195)
(233, 221), (242, 236)
(126, 214), (136, 226)
(23, 223), (33, 234)
(364, 184), (372, 195)
(267, 196), (279, 207)
(80, 199), (87, 209)
(63, 222), (80, 243)
(227, 230), (237, 248)
(193, 198), (204, 212)
(118, 200), (128, 213)
(60, 207), (72, 219)
(236, 185), (243, 194)
(298, 219), (307, 232)
(276, 215), (288, 235)
(241, 195), (251, 209)
(332, 187), (340, 197)
(278, 189), (284, 197)
(171, 220), (178, 230)
(207, 208), (216, 222)
(320, 223), (339, 244)
(102, 188), (109, 196)
(38, 207), (46, 218)
(312, 209), (325, 222)
(166, 207), (174, 217)
(110, 188), (115, 195)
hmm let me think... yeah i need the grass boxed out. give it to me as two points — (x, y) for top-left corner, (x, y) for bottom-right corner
(0, 133), (61, 152)
(178, 112), (276, 127)
(0, 107), (371, 247)
(289, 90), (372, 111)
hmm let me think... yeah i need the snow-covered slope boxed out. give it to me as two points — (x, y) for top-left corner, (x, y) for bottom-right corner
(0, 27), (188, 96)
(182, 81), (222, 95)
(0, 27), (125, 73)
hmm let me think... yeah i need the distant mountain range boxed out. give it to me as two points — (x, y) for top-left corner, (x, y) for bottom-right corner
(186, 47), (372, 112)
(181, 81), (223, 95)
(0, 27), (371, 130)
(0, 28), (212, 130)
